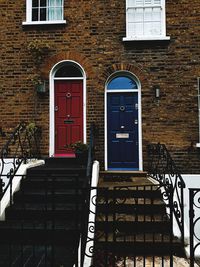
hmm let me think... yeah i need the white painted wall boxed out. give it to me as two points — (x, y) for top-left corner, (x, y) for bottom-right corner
(75, 160), (100, 267)
(182, 175), (200, 258)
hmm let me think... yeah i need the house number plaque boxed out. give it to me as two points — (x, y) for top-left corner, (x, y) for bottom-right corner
(116, 133), (129, 139)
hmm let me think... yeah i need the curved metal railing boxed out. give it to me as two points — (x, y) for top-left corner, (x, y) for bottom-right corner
(0, 122), (41, 200)
(147, 143), (185, 246)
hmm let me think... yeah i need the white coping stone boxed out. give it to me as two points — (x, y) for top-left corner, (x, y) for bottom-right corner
(0, 159), (45, 220)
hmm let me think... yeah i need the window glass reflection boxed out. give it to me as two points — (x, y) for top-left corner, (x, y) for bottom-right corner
(107, 76), (138, 90)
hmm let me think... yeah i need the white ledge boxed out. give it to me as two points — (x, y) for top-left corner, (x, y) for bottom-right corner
(22, 20), (66, 26)
(123, 36), (170, 41)
(196, 143), (200, 148)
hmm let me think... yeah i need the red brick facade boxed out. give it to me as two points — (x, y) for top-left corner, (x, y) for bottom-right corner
(0, 0), (200, 173)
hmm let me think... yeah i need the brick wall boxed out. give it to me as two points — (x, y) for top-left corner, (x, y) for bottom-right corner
(0, 0), (200, 173)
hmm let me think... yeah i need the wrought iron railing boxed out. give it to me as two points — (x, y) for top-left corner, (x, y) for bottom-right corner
(189, 188), (200, 267)
(86, 123), (95, 185)
(147, 143), (185, 246)
(81, 123), (96, 266)
(84, 184), (176, 267)
(0, 122), (41, 200)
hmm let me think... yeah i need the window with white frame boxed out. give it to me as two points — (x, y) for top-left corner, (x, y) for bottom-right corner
(23, 0), (66, 25)
(123, 0), (170, 40)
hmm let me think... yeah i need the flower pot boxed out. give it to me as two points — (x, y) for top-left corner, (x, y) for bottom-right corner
(36, 82), (46, 94)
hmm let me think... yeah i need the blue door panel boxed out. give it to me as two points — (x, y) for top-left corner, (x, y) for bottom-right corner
(107, 92), (139, 169)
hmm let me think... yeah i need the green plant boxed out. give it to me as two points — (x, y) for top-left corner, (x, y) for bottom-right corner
(68, 141), (88, 153)
(25, 122), (38, 138)
(27, 40), (50, 65)
(27, 73), (43, 86)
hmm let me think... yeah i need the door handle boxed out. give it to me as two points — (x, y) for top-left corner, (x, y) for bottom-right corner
(121, 126), (125, 129)
(66, 93), (71, 98)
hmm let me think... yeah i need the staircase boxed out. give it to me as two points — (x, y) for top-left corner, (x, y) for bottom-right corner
(0, 158), (87, 267)
(93, 172), (185, 266)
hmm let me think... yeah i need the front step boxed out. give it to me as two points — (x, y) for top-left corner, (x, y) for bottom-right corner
(0, 228), (80, 245)
(94, 172), (184, 259)
(95, 241), (182, 256)
(0, 157), (87, 266)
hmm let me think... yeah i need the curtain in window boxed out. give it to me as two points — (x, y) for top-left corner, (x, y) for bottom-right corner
(48, 0), (63, 20)
(127, 0), (162, 37)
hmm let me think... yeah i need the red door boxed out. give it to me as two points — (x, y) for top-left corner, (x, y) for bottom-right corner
(55, 80), (83, 156)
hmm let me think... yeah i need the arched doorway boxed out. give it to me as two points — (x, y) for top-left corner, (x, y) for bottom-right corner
(105, 72), (142, 170)
(49, 61), (86, 157)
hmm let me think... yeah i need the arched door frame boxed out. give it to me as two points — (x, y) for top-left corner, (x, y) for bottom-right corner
(49, 60), (87, 157)
(104, 70), (143, 170)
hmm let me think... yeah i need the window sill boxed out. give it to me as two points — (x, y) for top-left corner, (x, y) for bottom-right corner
(122, 36), (170, 42)
(22, 20), (66, 26)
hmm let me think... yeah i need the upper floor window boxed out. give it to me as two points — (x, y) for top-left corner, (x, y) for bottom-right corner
(123, 0), (170, 41)
(23, 0), (66, 25)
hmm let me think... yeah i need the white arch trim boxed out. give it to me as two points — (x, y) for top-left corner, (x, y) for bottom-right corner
(104, 70), (143, 171)
(49, 60), (87, 157)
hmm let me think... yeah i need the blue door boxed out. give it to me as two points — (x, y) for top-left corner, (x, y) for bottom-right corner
(107, 92), (139, 170)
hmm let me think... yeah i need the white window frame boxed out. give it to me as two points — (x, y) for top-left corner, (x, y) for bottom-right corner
(123, 0), (170, 41)
(23, 0), (66, 25)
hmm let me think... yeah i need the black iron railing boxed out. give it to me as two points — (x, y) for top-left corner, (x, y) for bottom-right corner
(147, 143), (185, 247)
(81, 123), (96, 266)
(86, 123), (95, 185)
(189, 188), (200, 267)
(0, 122), (41, 200)
(84, 184), (175, 267)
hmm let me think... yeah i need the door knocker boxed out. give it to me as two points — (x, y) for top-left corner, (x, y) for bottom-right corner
(66, 92), (71, 98)
(120, 106), (125, 112)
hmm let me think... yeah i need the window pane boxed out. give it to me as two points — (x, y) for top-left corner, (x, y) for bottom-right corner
(40, 0), (46, 7)
(135, 0), (143, 6)
(32, 0), (39, 8)
(55, 65), (83, 77)
(135, 8), (143, 22)
(32, 8), (39, 21)
(107, 77), (138, 90)
(135, 22), (143, 35)
(128, 9), (135, 23)
(40, 8), (47, 20)
(154, 0), (161, 4)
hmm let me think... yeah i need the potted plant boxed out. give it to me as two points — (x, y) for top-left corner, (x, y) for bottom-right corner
(69, 141), (88, 163)
(27, 74), (46, 93)
(27, 40), (50, 66)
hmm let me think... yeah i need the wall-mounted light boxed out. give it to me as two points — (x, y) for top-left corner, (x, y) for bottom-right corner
(154, 85), (160, 99)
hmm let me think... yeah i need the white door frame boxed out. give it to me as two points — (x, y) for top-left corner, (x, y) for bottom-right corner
(104, 71), (143, 171)
(49, 60), (87, 157)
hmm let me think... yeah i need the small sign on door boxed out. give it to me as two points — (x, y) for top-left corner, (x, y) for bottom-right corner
(116, 133), (129, 139)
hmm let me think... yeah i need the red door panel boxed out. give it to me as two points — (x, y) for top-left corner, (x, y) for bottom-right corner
(55, 80), (83, 156)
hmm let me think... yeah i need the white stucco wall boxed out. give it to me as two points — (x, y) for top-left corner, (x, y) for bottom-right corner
(182, 175), (200, 258)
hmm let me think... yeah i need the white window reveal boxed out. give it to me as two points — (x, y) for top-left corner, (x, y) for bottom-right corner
(123, 0), (170, 41)
(23, 0), (66, 25)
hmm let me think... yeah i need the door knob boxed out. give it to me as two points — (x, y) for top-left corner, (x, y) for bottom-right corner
(66, 93), (71, 98)
(121, 126), (125, 129)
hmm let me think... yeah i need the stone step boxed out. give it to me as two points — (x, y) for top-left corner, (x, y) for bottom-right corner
(0, 228), (80, 245)
(96, 220), (171, 234)
(95, 241), (183, 256)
